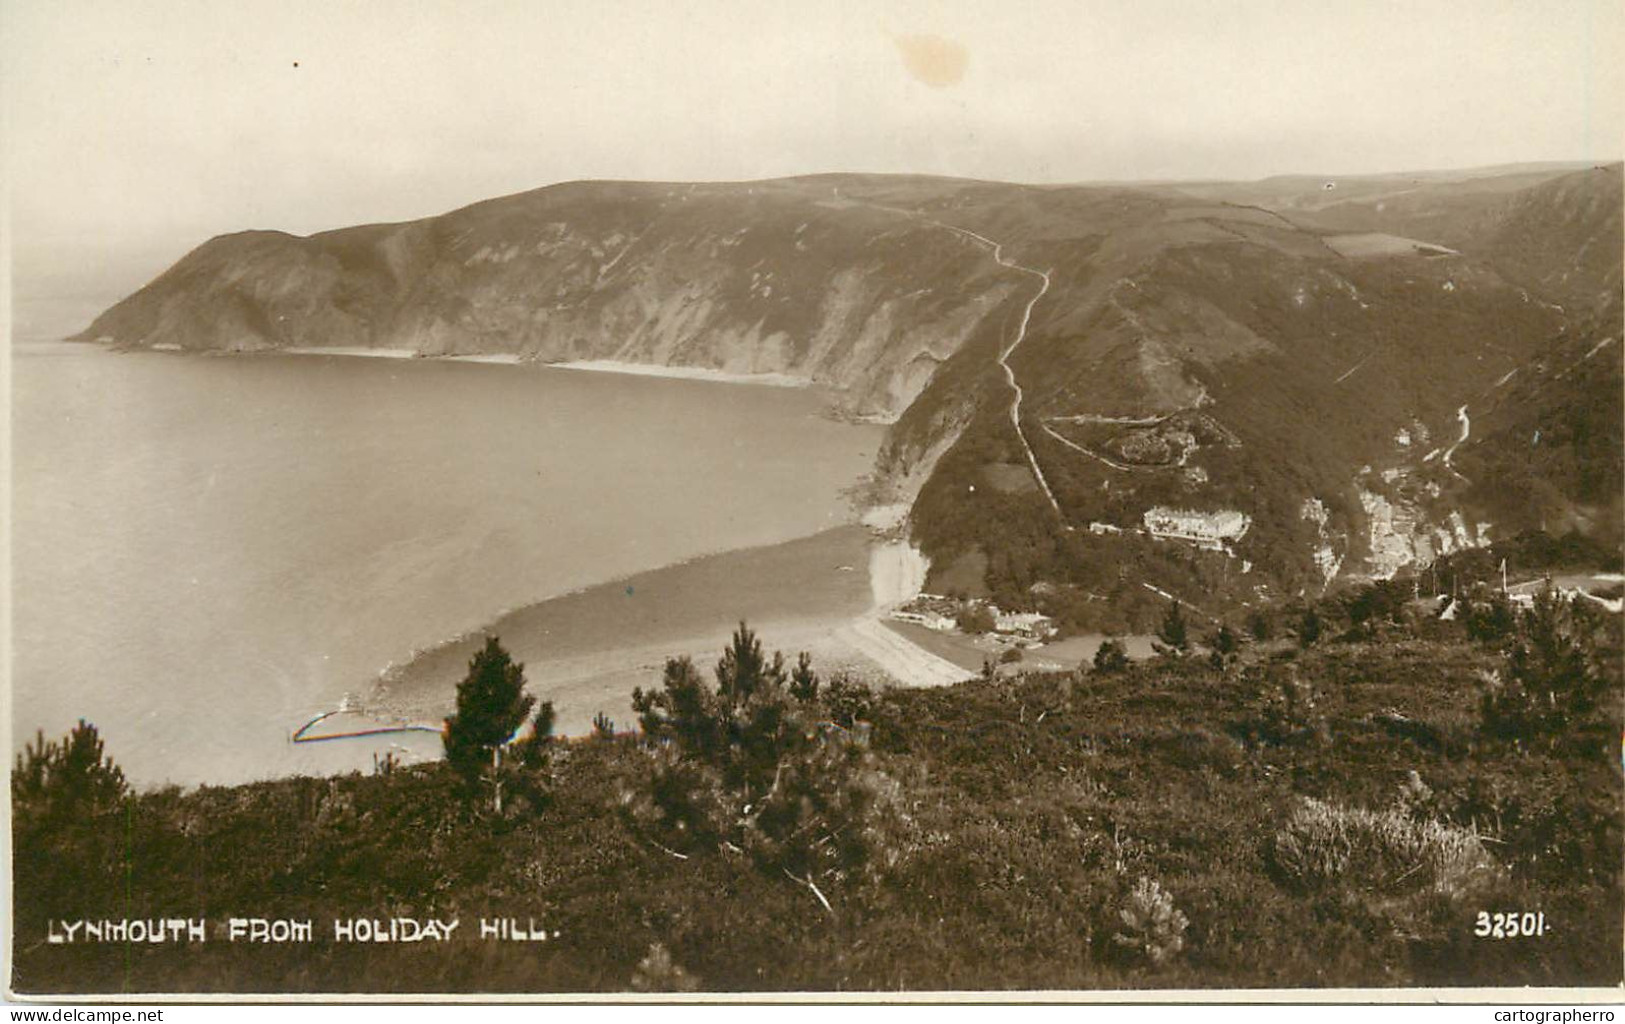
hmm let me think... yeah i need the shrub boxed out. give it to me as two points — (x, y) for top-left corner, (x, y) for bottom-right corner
(1464, 595), (1517, 645)
(1270, 797), (1496, 900)
(1111, 876), (1189, 966)
(1341, 580), (1410, 638)
(823, 673), (875, 729)
(1240, 664), (1323, 746)
(956, 603), (996, 634)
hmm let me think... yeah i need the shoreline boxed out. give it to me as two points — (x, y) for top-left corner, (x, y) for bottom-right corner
(548, 358), (812, 388)
(366, 525), (966, 736)
(66, 337), (964, 738)
(252, 345), (814, 388)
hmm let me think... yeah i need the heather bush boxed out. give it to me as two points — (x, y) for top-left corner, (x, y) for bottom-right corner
(629, 942), (699, 993)
(1270, 797), (1496, 900)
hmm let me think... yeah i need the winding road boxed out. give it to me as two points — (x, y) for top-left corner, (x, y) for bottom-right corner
(934, 225), (1063, 518)
(855, 198), (1064, 518)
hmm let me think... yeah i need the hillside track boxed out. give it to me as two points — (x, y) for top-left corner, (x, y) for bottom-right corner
(936, 225), (1063, 518)
(860, 200), (1065, 519)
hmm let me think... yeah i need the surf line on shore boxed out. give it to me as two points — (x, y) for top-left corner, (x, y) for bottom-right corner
(261, 347), (813, 388)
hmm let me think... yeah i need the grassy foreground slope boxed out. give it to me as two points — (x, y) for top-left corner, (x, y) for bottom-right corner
(12, 601), (1621, 994)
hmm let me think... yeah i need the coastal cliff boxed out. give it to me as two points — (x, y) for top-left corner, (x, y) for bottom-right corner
(80, 167), (1623, 615)
(78, 178), (1031, 421)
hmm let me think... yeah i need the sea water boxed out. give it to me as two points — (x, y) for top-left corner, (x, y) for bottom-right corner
(11, 340), (882, 786)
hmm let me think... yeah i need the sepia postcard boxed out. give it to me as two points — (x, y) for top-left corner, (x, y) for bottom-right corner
(4, 0), (1622, 1004)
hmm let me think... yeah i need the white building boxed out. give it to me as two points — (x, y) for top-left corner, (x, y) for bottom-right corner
(1142, 506), (1252, 551)
(994, 610), (1055, 639)
(892, 610), (956, 631)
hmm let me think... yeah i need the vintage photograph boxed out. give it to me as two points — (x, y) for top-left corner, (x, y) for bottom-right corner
(5, 0), (1622, 1000)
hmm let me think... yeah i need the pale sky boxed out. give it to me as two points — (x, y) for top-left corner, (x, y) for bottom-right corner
(4, 0), (1622, 252)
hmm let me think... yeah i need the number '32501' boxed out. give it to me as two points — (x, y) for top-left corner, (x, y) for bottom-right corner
(1475, 911), (1547, 938)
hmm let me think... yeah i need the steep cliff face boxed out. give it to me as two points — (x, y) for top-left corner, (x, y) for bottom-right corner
(79, 178), (1028, 419)
(79, 168), (1621, 612)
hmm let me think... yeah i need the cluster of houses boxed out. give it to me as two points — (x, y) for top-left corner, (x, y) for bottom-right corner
(891, 595), (1057, 641)
(1435, 569), (1624, 621)
(1502, 574), (1625, 614)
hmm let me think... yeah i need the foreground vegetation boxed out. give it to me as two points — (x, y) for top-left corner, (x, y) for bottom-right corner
(12, 589), (1621, 994)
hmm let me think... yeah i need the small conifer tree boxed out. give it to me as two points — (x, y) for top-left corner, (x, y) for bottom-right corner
(1093, 638), (1130, 673)
(443, 636), (535, 810)
(1154, 600), (1190, 657)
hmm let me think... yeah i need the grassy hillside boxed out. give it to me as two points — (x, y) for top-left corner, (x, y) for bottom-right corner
(892, 167), (1618, 614)
(75, 166), (1623, 614)
(13, 601), (1621, 994)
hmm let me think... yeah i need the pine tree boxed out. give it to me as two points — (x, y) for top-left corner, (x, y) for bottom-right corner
(443, 636), (535, 807)
(715, 621), (786, 709)
(633, 655), (721, 753)
(1093, 638), (1130, 673)
(517, 700), (557, 768)
(1247, 609), (1273, 641)
(1481, 587), (1607, 739)
(1207, 623), (1240, 668)
(1295, 607), (1323, 648)
(12, 719), (126, 824)
(790, 651), (820, 703)
(1155, 600), (1190, 657)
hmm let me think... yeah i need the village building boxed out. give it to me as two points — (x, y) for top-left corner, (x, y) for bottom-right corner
(993, 609), (1056, 639)
(892, 609), (956, 631)
(1141, 506), (1251, 551)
